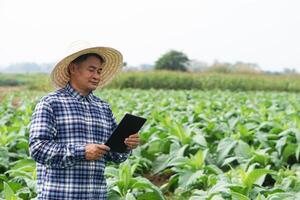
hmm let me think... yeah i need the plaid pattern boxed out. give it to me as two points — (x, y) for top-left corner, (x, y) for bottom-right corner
(29, 83), (130, 199)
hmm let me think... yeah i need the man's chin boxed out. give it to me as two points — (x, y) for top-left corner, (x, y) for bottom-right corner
(89, 84), (98, 90)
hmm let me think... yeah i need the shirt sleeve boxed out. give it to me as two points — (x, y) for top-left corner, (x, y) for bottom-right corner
(104, 105), (132, 163)
(29, 100), (86, 168)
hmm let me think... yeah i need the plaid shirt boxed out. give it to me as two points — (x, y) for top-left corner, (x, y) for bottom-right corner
(29, 83), (130, 200)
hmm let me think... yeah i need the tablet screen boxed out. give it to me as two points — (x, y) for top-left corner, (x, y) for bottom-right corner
(105, 113), (147, 153)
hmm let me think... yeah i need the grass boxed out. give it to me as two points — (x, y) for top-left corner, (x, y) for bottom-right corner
(1, 71), (300, 92)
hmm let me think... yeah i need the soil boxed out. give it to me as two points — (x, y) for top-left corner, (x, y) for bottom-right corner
(0, 86), (23, 93)
(0, 86), (24, 105)
(144, 172), (174, 187)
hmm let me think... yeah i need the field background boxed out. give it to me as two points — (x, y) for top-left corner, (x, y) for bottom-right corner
(1, 71), (300, 92)
(1, 71), (300, 199)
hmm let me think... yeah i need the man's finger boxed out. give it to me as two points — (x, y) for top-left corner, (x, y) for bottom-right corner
(98, 149), (108, 155)
(97, 144), (110, 151)
(129, 133), (139, 138)
(125, 141), (138, 145)
(126, 143), (138, 149)
(125, 140), (139, 146)
(125, 138), (139, 142)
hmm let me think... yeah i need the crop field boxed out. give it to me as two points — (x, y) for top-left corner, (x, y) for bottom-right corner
(2, 72), (300, 92)
(1, 89), (300, 199)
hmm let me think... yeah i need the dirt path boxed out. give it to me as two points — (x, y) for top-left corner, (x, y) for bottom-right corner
(0, 86), (24, 103)
(0, 86), (24, 93)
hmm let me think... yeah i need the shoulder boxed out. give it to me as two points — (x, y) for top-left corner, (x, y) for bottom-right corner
(37, 88), (68, 107)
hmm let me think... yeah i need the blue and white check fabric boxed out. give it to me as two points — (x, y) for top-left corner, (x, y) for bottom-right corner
(29, 83), (130, 200)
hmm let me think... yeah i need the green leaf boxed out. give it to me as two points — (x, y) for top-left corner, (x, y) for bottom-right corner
(204, 165), (223, 175)
(234, 141), (252, 159)
(136, 192), (165, 200)
(222, 156), (238, 167)
(125, 193), (136, 200)
(0, 147), (10, 168)
(178, 170), (204, 190)
(152, 154), (172, 174)
(282, 144), (297, 162)
(192, 130), (207, 147)
(4, 169), (32, 179)
(105, 167), (120, 178)
(168, 157), (188, 168)
(276, 137), (287, 156)
(244, 169), (273, 188)
(188, 149), (205, 169)
(133, 177), (166, 200)
(256, 193), (266, 200)
(217, 138), (237, 165)
(296, 144), (300, 161)
(231, 191), (250, 200)
(4, 182), (17, 200)
(10, 159), (35, 171)
(265, 192), (296, 199)
(119, 161), (132, 194)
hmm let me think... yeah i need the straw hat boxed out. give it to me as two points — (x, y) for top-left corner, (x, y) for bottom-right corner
(51, 44), (123, 89)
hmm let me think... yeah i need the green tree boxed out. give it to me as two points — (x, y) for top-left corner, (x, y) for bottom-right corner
(155, 50), (189, 71)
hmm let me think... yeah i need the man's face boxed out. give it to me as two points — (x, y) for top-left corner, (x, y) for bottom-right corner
(70, 56), (103, 93)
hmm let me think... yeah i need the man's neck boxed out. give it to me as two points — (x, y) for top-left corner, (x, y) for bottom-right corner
(69, 81), (90, 96)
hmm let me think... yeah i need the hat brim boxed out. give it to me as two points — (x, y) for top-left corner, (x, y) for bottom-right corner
(51, 47), (123, 89)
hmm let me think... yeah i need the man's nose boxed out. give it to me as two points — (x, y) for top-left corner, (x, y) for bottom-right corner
(93, 72), (101, 80)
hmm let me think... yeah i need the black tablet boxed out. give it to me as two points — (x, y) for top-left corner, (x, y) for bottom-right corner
(105, 113), (147, 153)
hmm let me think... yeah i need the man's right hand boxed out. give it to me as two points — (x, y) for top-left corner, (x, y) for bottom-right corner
(85, 144), (110, 160)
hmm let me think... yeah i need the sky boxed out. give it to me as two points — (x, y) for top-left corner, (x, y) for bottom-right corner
(0, 0), (299, 72)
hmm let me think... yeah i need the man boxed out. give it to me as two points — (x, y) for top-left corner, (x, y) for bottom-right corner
(29, 46), (140, 199)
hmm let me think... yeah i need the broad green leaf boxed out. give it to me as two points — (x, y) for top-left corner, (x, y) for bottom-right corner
(217, 138), (237, 165)
(4, 182), (17, 200)
(133, 177), (166, 200)
(192, 130), (207, 147)
(234, 141), (252, 159)
(125, 193), (136, 200)
(188, 149), (205, 169)
(222, 156), (238, 167)
(282, 144), (297, 162)
(231, 191), (250, 200)
(244, 169), (273, 188)
(152, 154), (171, 174)
(204, 165), (223, 175)
(177, 170), (204, 189)
(10, 159), (35, 171)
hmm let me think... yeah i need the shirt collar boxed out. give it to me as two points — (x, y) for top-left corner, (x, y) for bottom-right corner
(64, 82), (94, 102)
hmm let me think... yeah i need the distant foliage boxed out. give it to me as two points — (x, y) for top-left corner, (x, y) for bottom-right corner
(155, 50), (189, 71)
(0, 73), (51, 90)
(207, 61), (261, 74)
(2, 72), (300, 92)
(108, 71), (300, 92)
(0, 79), (23, 86)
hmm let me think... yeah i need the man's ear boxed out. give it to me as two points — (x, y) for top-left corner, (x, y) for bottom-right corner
(68, 63), (77, 75)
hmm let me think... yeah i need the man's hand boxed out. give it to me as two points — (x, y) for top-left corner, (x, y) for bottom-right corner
(85, 144), (110, 160)
(124, 133), (140, 150)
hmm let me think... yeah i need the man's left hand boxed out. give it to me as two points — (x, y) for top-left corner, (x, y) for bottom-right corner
(124, 133), (140, 150)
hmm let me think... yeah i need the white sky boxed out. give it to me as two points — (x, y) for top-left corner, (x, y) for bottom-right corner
(0, 0), (299, 71)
